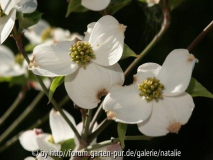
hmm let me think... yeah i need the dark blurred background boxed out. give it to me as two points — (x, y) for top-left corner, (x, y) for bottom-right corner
(1, 0), (213, 159)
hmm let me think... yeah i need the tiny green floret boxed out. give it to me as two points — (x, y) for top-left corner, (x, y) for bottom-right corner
(0, 5), (5, 17)
(138, 77), (164, 101)
(69, 41), (95, 68)
(41, 28), (53, 42)
(48, 135), (55, 143)
(15, 53), (24, 66)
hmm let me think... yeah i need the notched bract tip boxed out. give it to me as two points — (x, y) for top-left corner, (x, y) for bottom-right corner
(107, 111), (116, 120)
(119, 24), (127, 32)
(188, 54), (197, 62)
(167, 122), (181, 134)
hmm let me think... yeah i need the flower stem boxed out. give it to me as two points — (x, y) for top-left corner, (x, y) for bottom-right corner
(89, 104), (103, 134)
(88, 119), (112, 143)
(187, 21), (213, 52)
(0, 86), (26, 126)
(13, 29), (81, 142)
(0, 95), (70, 152)
(0, 92), (44, 143)
(124, 1), (170, 77)
(82, 109), (92, 139)
(83, 136), (151, 151)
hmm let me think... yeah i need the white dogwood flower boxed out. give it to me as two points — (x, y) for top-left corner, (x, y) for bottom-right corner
(29, 15), (125, 109)
(0, 0), (37, 44)
(19, 109), (76, 153)
(81, 0), (111, 11)
(24, 19), (83, 45)
(146, 0), (160, 7)
(0, 45), (26, 77)
(0, 44), (50, 90)
(103, 49), (198, 136)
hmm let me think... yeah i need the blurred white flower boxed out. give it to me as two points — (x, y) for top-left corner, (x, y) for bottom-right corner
(146, 0), (160, 7)
(24, 19), (83, 45)
(103, 49), (198, 136)
(0, 0), (37, 44)
(81, 0), (111, 11)
(29, 15), (126, 109)
(19, 109), (76, 153)
(0, 45), (26, 77)
(20, 109), (122, 160)
(0, 44), (50, 90)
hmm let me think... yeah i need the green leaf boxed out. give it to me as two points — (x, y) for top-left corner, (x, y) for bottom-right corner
(61, 138), (75, 155)
(25, 43), (36, 52)
(18, 10), (42, 33)
(117, 122), (128, 149)
(66, 0), (88, 17)
(49, 76), (64, 102)
(108, 0), (131, 15)
(121, 44), (138, 60)
(186, 77), (213, 98)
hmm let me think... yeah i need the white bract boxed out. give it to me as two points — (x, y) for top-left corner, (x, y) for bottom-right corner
(24, 19), (83, 45)
(29, 15), (126, 109)
(103, 49), (198, 136)
(0, 44), (50, 90)
(0, 45), (26, 77)
(0, 0), (37, 44)
(146, 0), (160, 7)
(81, 0), (111, 11)
(19, 109), (76, 154)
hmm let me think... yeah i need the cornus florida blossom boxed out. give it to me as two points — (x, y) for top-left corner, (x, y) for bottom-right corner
(0, 0), (37, 44)
(81, 0), (111, 11)
(29, 15), (125, 109)
(24, 19), (83, 45)
(0, 45), (26, 77)
(0, 45), (50, 90)
(103, 49), (198, 136)
(19, 109), (76, 155)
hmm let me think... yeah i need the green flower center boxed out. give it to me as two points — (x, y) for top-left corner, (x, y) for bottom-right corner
(15, 54), (24, 66)
(0, 5), (5, 17)
(69, 41), (95, 68)
(48, 135), (55, 143)
(138, 77), (164, 101)
(41, 28), (53, 42)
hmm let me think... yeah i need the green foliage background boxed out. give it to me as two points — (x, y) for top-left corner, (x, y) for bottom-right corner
(1, 0), (213, 159)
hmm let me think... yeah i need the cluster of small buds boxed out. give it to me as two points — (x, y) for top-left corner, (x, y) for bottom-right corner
(0, 5), (5, 17)
(48, 135), (55, 144)
(41, 28), (53, 42)
(69, 41), (95, 68)
(138, 77), (164, 101)
(15, 53), (24, 66)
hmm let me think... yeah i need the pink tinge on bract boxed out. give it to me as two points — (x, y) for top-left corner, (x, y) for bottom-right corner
(167, 122), (181, 134)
